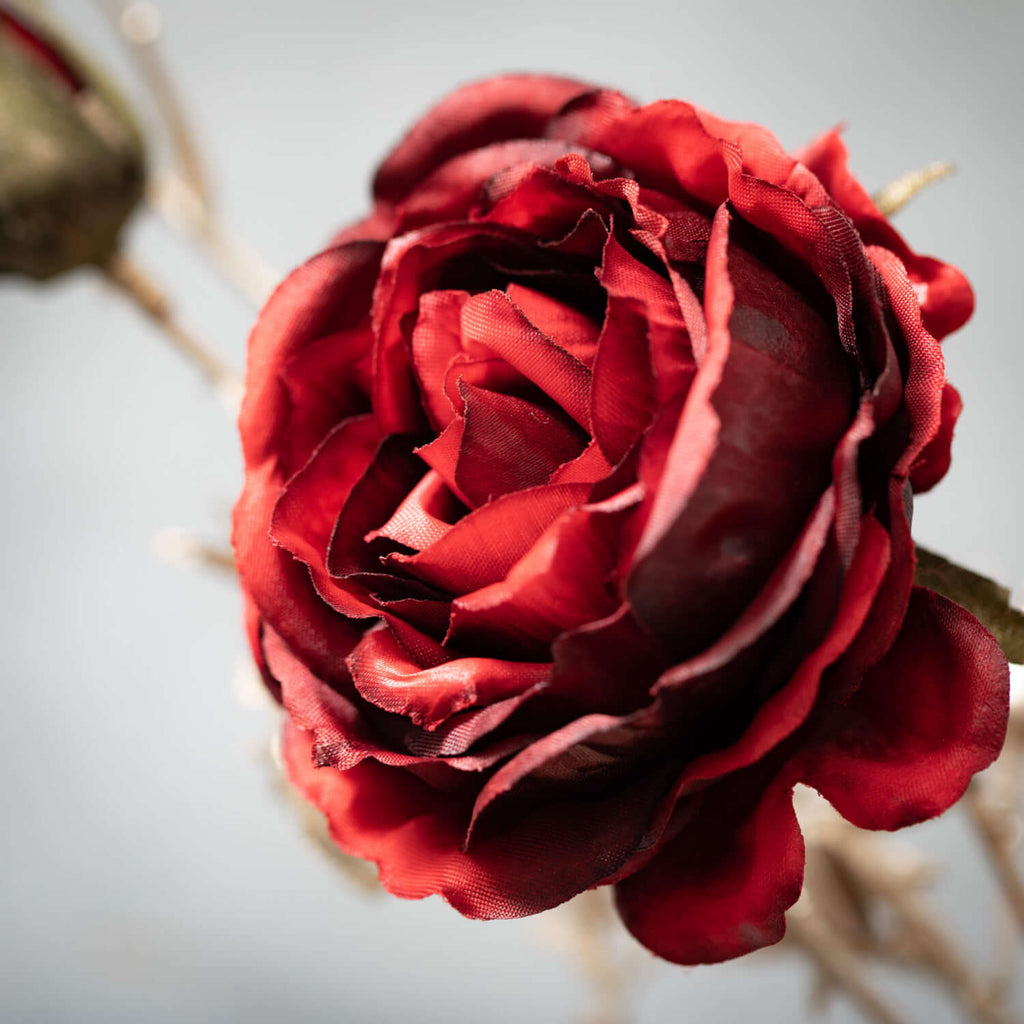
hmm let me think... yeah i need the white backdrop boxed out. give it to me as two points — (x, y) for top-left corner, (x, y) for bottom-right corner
(2, 2), (1022, 1021)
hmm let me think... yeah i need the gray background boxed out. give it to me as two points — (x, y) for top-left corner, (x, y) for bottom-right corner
(2, 1), (1022, 1021)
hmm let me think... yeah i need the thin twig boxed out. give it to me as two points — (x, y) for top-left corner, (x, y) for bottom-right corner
(821, 826), (1017, 1024)
(102, 251), (243, 412)
(874, 161), (954, 217)
(786, 907), (907, 1024)
(147, 171), (279, 306)
(964, 779), (1024, 935)
(95, 0), (209, 210)
(565, 889), (630, 1024)
(96, 2), (279, 306)
(153, 527), (236, 576)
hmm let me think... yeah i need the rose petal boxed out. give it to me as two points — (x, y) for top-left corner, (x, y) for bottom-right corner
(270, 414), (382, 619)
(395, 139), (602, 232)
(868, 244), (948, 481)
(384, 482), (591, 595)
(800, 587), (1009, 830)
(459, 290), (593, 428)
(409, 289), (469, 431)
(910, 383), (961, 494)
(348, 621), (550, 729)
(325, 435), (426, 578)
(614, 763), (803, 964)
(373, 74), (597, 204)
(451, 381), (587, 506)
(449, 493), (637, 655)
(283, 720), (673, 918)
(628, 207), (852, 655)
(277, 325), (373, 477)
(797, 127), (974, 340)
(366, 470), (462, 552)
(506, 282), (601, 367)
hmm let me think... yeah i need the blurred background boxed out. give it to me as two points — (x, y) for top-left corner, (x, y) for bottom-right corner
(2, 1), (1022, 1021)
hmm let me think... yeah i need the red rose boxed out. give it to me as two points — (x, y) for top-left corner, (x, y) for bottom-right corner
(233, 74), (1009, 964)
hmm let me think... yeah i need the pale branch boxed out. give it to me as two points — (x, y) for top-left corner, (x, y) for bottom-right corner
(786, 906), (908, 1024)
(874, 162), (954, 217)
(95, 0), (210, 212)
(153, 527), (236, 576)
(147, 170), (279, 306)
(102, 251), (243, 413)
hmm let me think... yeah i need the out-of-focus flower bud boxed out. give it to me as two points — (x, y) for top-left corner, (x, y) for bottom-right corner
(0, 6), (145, 279)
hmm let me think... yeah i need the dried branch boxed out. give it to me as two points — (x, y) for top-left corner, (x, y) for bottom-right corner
(147, 170), (278, 306)
(874, 162), (954, 217)
(786, 904), (908, 1024)
(102, 251), (243, 412)
(153, 527), (236, 576)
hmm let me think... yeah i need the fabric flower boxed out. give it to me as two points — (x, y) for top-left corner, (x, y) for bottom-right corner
(233, 75), (1008, 964)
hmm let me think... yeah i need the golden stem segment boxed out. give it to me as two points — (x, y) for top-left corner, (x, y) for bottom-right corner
(874, 161), (954, 217)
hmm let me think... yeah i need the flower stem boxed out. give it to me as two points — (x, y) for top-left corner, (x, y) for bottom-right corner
(102, 251), (243, 413)
(153, 528), (236, 575)
(146, 170), (279, 306)
(97, 1), (279, 307)
(786, 908), (907, 1024)
(874, 162), (954, 217)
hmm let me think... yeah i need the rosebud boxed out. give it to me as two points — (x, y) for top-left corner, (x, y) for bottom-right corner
(0, 6), (145, 279)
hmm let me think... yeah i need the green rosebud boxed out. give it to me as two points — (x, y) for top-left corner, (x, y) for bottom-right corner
(0, 6), (145, 279)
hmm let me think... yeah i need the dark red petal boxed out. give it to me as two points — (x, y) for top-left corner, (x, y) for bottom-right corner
(325, 436), (426, 578)
(910, 383), (962, 494)
(449, 488), (638, 654)
(347, 622), (550, 729)
(270, 415), (380, 618)
(800, 587), (1009, 830)
(568, 99), (897, 392)
(239, 242), (383, 470)
(651, 489), (835, 697)
(234, 471), (362, 687)
(283, 720), (673, 918)
(267, 629), (518, 772)
(460, 290), (593, 428)
(629, 206), (850, 655)
(366, 470), (461, 552)
(373, 75), (597, 205)
(828, 476), (914, 697)
(467, 712), (625, 834)
(395, 138), (596, 231)
(451, 382), (587, 506)
(675, 515), (891, 787)
(614, 765), (804, 965)
(409, 289), (469, 431)
(276, 326), (373, 477)
(591, 235), (674, 463)
(797, 128), (974, 340)
(371, 222), (519, 435)
(868, 245), (947, 478)
(629, 204), (734, 572)
(506, 283), (601, 368)
(384, 482), (591, 595)
(549, 602), (669, 714)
